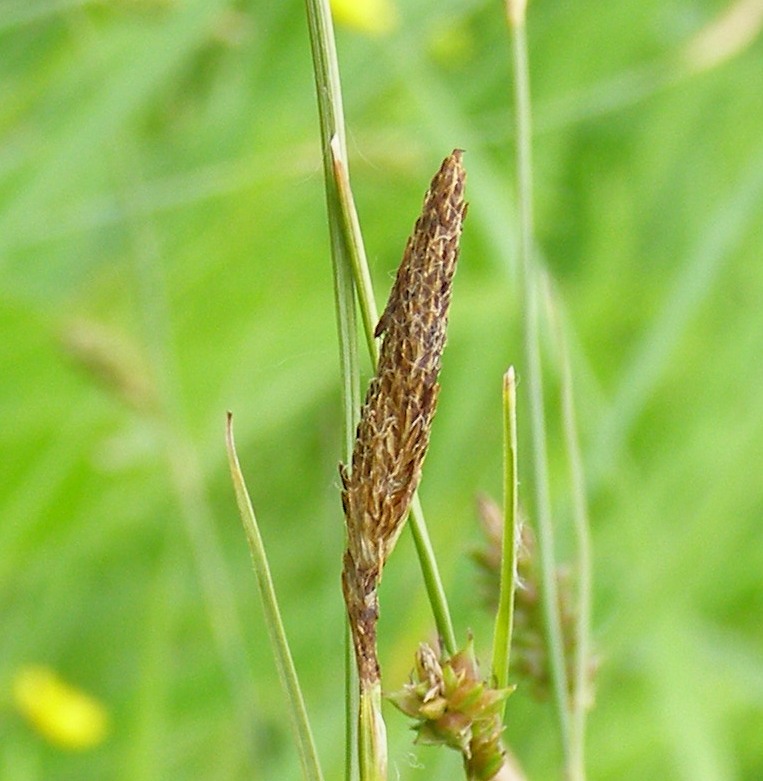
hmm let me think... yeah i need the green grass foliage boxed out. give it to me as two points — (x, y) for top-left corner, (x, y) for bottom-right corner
(1, 1), (762, 779)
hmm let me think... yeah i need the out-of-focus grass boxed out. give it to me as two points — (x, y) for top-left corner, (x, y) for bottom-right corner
(1, 1), (762, 779)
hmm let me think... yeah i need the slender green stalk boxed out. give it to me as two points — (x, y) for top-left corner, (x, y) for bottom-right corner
(505, 0), (572, 757)
(543, 274), (593, 781)
(330, 138), (379, 365)
(302, 2), (363, 778)
(408, 497), (457, 654)
(491, 367), (518, 715)
(302, 0), (359, 451)
(225, 413), (324, 781)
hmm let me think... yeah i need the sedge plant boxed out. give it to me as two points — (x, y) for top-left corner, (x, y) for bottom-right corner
(225, 1), (594, 780)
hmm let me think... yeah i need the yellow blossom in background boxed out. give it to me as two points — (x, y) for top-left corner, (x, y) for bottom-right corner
(330, 0), (398, 35)
(12, 665), (110, 750)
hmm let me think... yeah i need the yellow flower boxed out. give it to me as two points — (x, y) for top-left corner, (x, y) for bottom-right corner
(330, 0), (398, 35)
(12, 665), (110, 750)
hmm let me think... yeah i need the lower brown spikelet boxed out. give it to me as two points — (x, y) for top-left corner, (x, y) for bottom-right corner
(341, 150), (467, 686)
(388, 637), (513, 781)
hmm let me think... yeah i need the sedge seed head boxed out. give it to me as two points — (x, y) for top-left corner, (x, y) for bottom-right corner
(341, 150), (467, 685)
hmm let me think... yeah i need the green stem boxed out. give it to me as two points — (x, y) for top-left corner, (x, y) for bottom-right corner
(506, 0), (572, 757)
(226, 414), (324, 781)
(491, 367), (518, 712)
(330, 139), (379, 365)
(302, 0), (360, 454)
(543, 274), (592, 781)
(302, 2), (368, 778)
(408, 496), (458, 655)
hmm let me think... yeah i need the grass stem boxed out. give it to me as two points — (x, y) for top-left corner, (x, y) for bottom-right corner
(491, 367), (518, 713)
(330, 138), (380, 365)
(543, 275), (593, 781)
(303, 2), (362, 778)
(408, 496), (458, 655)
(505, 0), (572, 759)
(225, 414), (324, 781)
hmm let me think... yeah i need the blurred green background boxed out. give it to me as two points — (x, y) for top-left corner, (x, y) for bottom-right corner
(2, 0), (762, 778)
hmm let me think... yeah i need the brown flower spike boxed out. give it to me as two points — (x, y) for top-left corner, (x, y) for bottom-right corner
(341, 150), (467, 686)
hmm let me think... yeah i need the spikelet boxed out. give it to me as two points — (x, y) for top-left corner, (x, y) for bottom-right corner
(388, 636), (512, 781)
(341, 150), (467, 685)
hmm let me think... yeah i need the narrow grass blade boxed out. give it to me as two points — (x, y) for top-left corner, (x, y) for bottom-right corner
(302, 0), (360, 454)
(302, 3), (362, 778)
(408, 495), (457, 655)
(491, 367), (518, 714)
(225, 413), (324, 781)
(330, 137), (379, 365)
(543, 274), (593, 781)
(505, 0), (572, 759)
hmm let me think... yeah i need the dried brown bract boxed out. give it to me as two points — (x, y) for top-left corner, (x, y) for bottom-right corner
(341, 150), (467, 685)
